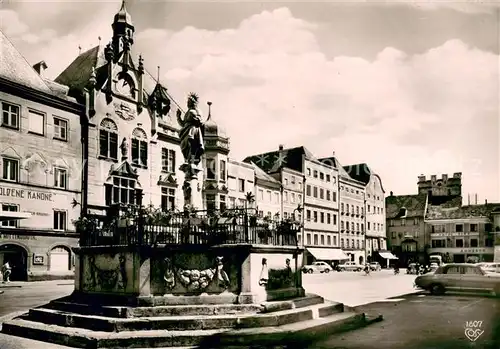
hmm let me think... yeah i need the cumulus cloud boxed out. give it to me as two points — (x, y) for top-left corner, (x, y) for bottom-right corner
(1, 5), (498, 200)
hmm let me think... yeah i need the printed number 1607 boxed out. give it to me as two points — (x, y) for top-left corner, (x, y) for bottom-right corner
(466, 321), (482, 328)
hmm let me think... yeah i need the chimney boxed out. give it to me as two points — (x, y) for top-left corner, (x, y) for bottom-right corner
(453, 172), (462, 179)
(431, 175), (437, 182)
(418, 175), (426, 182)
(278, 144), (284, 151)
(475, 193), (478, 205)
(442, 174), (448, 181)
(468, 194), (470, 205)
(33, 61), (48, 78)
(390, 191), (393, 196)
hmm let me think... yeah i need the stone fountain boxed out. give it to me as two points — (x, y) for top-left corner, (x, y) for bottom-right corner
(1, 93), (382, 348)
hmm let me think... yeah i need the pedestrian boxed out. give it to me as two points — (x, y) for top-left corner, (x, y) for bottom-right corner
(1, 261), (12, 283)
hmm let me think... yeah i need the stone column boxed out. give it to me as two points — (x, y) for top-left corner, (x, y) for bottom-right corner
(180, 163), (203, 211)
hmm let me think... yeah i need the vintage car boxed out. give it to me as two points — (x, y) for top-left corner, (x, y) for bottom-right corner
(477, 263), (500, 274)
(302, 261), (332, 274)
(338, 261), (363, 272)
(414, 263), (500, 295)
(369, 262), (382, 271)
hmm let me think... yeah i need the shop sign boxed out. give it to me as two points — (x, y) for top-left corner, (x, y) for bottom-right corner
(0, 186), (53, 201)
(33, 255), (44, 265)
(460, 248), (487, 253)
(431, 232), (479, 237)
(0, 234), (37, 240)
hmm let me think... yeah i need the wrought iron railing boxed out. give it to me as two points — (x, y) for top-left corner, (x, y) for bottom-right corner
(76, 205), (300, 248)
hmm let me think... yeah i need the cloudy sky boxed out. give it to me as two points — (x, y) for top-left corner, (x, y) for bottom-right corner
(1, 0), (499, 202)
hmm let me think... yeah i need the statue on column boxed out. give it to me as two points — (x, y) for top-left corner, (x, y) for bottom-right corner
(177, 92), (205, 170)
(177, 92), (206, 211)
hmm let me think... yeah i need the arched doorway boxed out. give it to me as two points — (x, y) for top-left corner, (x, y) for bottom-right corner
(359, 256), (364, 265)
(49, 246), (71, 271)
(0, 244), (28, 281)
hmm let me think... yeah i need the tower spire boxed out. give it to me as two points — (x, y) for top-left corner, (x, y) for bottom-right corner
(157, 66), (160, 83)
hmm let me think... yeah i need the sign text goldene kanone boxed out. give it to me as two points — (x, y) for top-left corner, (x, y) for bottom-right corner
(0, 186), (53, 201)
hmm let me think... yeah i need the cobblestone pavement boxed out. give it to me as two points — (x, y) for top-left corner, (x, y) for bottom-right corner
(303, 269), (418, 306)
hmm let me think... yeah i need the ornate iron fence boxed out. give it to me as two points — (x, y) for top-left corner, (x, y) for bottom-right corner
(76, 205), (300, 248)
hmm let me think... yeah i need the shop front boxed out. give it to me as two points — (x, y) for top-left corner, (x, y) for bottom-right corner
(427, 247), (495, 264)
(305, 247), (349, 267)
(0, 183), (80, 281)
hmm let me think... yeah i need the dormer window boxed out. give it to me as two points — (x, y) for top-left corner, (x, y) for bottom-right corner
(398, 207), (407, 218)
(131, 128), (148, 167)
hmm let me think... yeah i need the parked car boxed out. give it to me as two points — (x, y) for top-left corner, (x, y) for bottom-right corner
(369, 262), (381, 271)
(414, 263), (500, 295)
(429, 263), (439, 272)
(477, 263), (500, 274)
(338, 262), (363, 272)
(302, 261), (332, 274)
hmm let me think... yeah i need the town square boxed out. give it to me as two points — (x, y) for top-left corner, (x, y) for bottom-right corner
(0, 1), (499, 348)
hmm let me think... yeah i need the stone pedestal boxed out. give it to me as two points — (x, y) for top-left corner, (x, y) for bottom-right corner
(71, 244), (305, 305)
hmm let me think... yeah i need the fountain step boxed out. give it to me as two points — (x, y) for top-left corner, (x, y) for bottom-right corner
(2, 310), (377, 348)
(46, 301), (263, 318)
(27, 301), (341, 332)
(46, 294), (323, 318)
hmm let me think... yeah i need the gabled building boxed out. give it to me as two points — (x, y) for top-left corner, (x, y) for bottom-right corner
(0, 30), (84, 280)
(342, 163), (387, 264)
(55, 1), (186, 215)
(251, 163), (282, 219)
(245, 146), (345, 265)
(386, 192), (428, 265)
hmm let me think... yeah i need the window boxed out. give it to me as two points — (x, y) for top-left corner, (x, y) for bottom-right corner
(319, 172), (324, 180)
(238, 178), (245, 192)
(341, 203), (344, 212)
(290, 193), (295, 203)
(258, 189), (264, 200)
(28, 110), (45, 135)
(455, 224), (463, 232)
(106, 177), (136, 205)
(313, 234), (318, 245)
(267, 191), (272, 202)
(54, 168), (67, 189)
(326, 174), (330, 182)
(470, 224), (478, 232)
(341, 221), (344, 230)
(392, 232), (396, 239)
(283, 191), (288, 202)
(413, 218), (419, 225)
(284, 178), (289, 186)
(326, 190), (331, 201)
(313, 170), (318, 178)
(275, 192), (280, 204)
(161, 148), (176, 173)
(161, 187), (175, 211)
(306, 210), (311, 221)
(53, 117), (68, 141)
(206, 194), (216, 213)
(229, 197), (236, 208)
(319, 188), (324, 199)
(2, 102), (20, 129)
(333, 214), (337, 225)
(361, 223), (364, 232)
(2, 157), (19, 182)
(367, 205), (371, 212)
(351, 222), (354, 231)
(333, 236), (337, 246)
(298, 194), (302, 202)
(206, 158), (216, 179)
(313, 186), (318, 198)
(219, 195), (226, 211)
(320, 212), (324, 223)
(368, 222), (371, 230)
(306, 185), (311, 196)
(341, 238), (344, 247)
(219, 160), (226, 181)
(455, 239), (464, 248)
(327, 235), (331, 245)
(306, 233), (311, 245)
(356, 206), (359, 215)
(307, 168), (311, 176)
(470, 238), (478, 247)
(356, 223), (360, 232)
(401, 219), (406, 226)
(356, 240), (360, 249)
(320, 235), (325, 245)
(444, 266), (461, 275)
(346, 204), (349, 213)
(99, 119), (118, 160)
(463, 267), (482, 275)
(327, 213), (331, 224)
(291, 176), (295, 184)
(131, 129), (148, 167)
(313, 211), (318, 222)
(53, 210), (67, 231)
(1, 204), (18, 227)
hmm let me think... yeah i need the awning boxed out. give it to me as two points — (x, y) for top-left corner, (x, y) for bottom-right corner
(0, 211), (32, 221)
(307, 248), (349, 260)
(379, 252), (399, 260)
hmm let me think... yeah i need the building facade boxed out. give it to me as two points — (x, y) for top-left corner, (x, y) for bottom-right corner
(226, 159), (255, 209)
(337, 170), (366, 265)
(342, 164), (387, 263)
(252, 164), (281, 219)
(0, 31), (84, 280)
(426, 203), (498, 263)
(245, 146), (345, 265)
